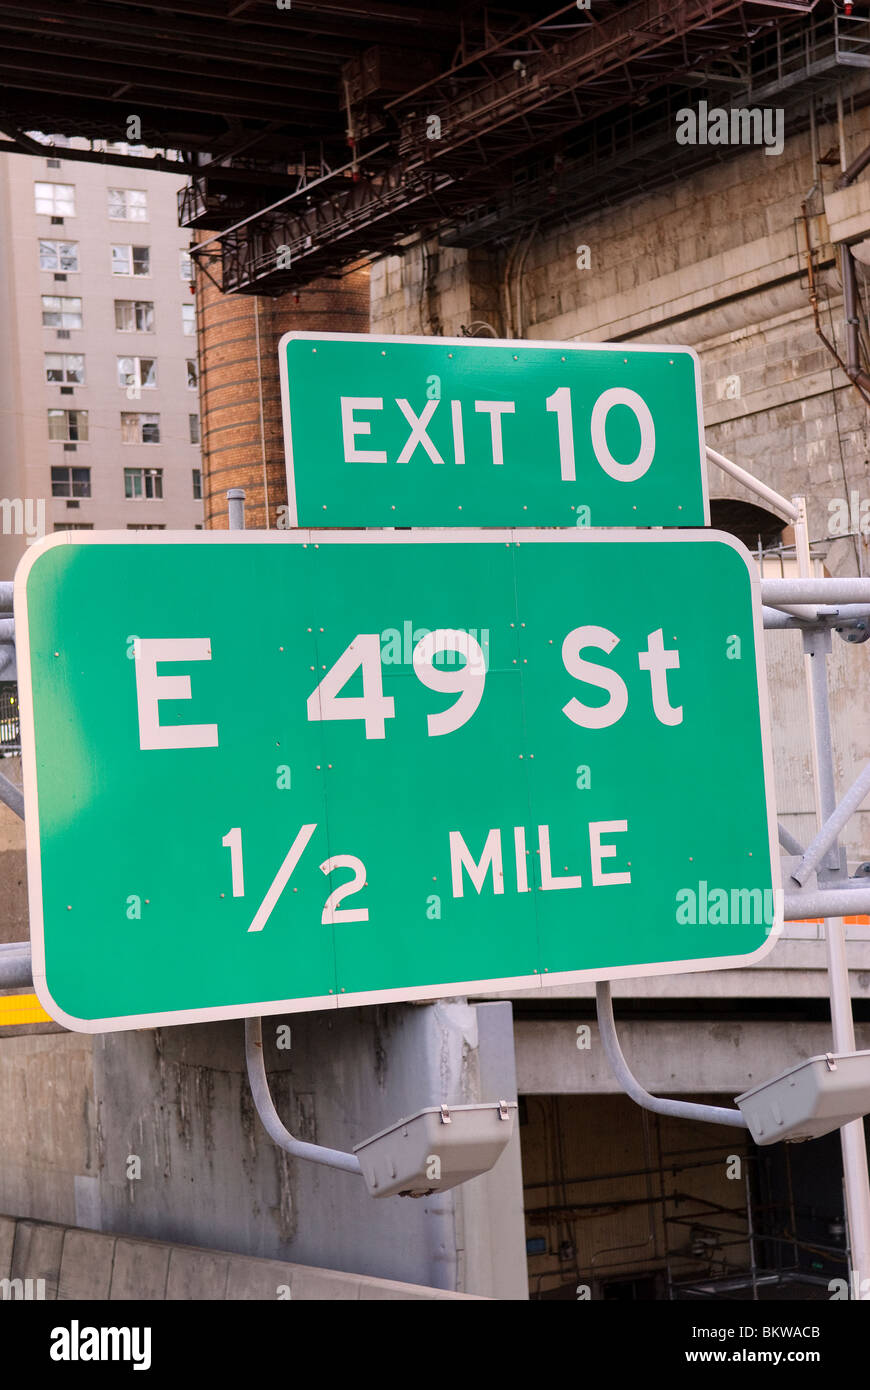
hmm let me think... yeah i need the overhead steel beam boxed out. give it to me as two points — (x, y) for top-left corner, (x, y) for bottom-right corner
(88, 0), (458, 42)
(0, 0), (356, 68)
(213, 0), (817, 290)
(0, 33), (342, 103)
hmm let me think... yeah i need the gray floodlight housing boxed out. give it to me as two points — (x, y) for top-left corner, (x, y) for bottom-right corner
(353, 1099), (517, 1198)
(736, 1050), (870, 1144)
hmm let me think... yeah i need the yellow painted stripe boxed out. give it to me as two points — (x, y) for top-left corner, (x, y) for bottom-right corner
(0, 994), (52, 1025)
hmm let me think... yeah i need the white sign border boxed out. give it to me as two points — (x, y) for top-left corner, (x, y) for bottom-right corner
(15, 527), (777, 1033)
(277, 330), (711, 529)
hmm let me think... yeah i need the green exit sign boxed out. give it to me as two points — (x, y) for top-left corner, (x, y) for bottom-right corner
(279, 333), (709, 528)
(16, 530), (778, 1033)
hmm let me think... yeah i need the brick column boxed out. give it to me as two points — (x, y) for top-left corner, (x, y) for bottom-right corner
(195, 249), (370, 529)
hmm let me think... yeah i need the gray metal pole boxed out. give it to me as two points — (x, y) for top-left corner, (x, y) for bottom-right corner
(705, 448), (797, 523)
(796, 499), (870, 1298)
(778, 822), (805, 857)
(785, 887), (870, 919)
(0, 943), (32, 988)
(0, 772), (23, 820)
(763, 578), (870, 606)
(791, 759), (870, 886)
(227, 488), (246, 532)
(764, 604), (870, 629)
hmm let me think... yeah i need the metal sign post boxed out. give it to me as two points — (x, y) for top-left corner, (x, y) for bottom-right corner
(708, 446), (870, 1298)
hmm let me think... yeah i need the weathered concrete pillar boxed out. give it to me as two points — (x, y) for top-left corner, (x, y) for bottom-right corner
(65, 999), (529, 1297)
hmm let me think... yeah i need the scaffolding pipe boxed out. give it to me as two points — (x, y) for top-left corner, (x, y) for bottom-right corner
(785, 887), (870, 919)
(0, 773), (23, 820)
(760, 605), (870, 629)
(778, 822), (805, 857)
(762, 578), (870, 604)
(595, 983), (747, 1129)
(791, 760), (870, 886)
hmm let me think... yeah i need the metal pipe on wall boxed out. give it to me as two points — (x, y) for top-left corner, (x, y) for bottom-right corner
(840, 246), (870, 390)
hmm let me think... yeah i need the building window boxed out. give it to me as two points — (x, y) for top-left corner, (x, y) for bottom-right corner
(38, 240), (78, 272)
(51, 465), (91, 498)
(53, 523), (94, 530)
(111, 244), (150, 276)
(114, 299), (154, 333)
(48, 409), (88, 442)
(117, 357), (157, 389)
(189, 413), (200, 445)
(180, 249), (193, 281)
(107, 188), (148, 221)
(192, 469), (202, 500)
(126, 523), (165, 530)
(121, 412), (160, 445)
(186, 359), (198, 389)
(44, 353), (85, 384)
(182, 303), (195, 335)
(124, 467), (163, 499)
(41, 295), (82, 329)
(34, 182), (75, 216)
(105, 140), (147, 157)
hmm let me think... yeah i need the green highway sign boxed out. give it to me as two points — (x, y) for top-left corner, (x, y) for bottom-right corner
(278, 333), (709, 528)
(16, 530), (778, 1032)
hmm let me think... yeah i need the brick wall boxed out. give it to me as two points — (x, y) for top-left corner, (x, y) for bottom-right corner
(195, 247), (369, 529)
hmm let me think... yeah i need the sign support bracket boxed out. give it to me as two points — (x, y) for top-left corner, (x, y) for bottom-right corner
(595, 981), (748, 1128)
(245, 1015), (364, 1176)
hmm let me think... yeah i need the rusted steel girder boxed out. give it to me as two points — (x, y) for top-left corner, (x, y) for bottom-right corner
(208, 0), (817, 292)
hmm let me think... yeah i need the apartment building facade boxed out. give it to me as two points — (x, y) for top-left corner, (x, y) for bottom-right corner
(0, 139), (204, 577)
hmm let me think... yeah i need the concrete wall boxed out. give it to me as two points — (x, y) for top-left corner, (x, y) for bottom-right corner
(514, 1018), (870, 1097)
(0, 1214), (479, 1300)
(0, 1000), (528, 1299)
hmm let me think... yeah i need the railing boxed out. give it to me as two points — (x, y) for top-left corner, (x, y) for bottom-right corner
(0, 685), (20, 753)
